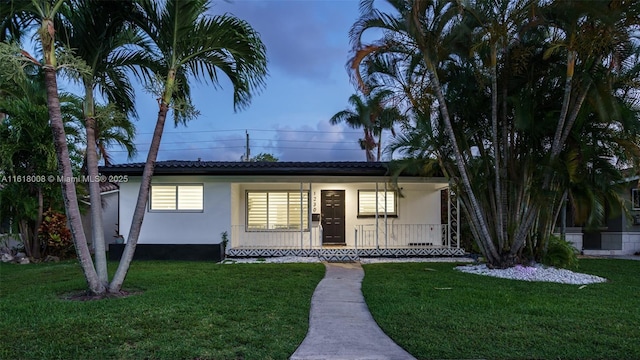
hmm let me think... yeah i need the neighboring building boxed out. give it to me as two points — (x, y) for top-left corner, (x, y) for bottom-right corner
(101, 161), (464, 261)
(578, 178), (640, 255)
(557, 177), (640, 256)
(81, 182), (120, 251)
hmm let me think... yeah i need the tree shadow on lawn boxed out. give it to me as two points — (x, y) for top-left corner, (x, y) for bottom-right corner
(60, 288), (144, 301)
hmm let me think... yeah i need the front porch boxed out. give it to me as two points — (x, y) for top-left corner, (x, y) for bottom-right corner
(226, 174), (464, 261)
(227, 222), (465, 261)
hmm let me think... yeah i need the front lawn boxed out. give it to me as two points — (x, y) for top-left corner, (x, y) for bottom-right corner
(0, 260), (324, 360)
(362, 259), (640, 359)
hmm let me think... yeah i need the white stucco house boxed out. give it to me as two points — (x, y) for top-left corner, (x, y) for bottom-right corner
(101, 161), (464, 261)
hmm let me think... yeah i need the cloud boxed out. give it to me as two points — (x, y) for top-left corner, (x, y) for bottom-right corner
(111, 121), (368, 164)
(155, 133), (247, 162)
(271, 121), (366, 161)
(211, 1), (358, 81)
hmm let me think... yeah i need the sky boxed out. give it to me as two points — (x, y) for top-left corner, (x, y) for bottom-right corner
(93, 0), (386, 164)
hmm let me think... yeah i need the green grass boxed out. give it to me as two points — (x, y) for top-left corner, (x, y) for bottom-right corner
(362, 259), (640, 360)
(0, 260), (324, 360)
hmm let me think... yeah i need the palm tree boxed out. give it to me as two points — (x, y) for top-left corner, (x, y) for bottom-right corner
(330, 88), (403, 161)
(56, 0), (140, 285)
(0, 71), (84, 260)
(91, 103), (136, 166)
(349, 0), (640, 267)
(2, 0), (104, 292)
(108, 0), (267, 292)
(330, 93), (377, 162)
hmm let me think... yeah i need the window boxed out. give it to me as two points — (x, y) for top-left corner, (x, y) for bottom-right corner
(150, 185), (203, 211)
(358, 190), (397, 217)
(247, 191), (309, 230)
(632, 188), (640, 210)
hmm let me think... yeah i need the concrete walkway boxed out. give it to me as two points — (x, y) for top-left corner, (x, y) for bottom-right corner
(290, 262), (416, 360)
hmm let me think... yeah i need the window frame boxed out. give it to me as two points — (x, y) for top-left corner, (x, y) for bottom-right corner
(632, 188), (640, 210)
(149, 184), (204, 212)
(357, 190), (398, 218)
(245, 190), (310, 232)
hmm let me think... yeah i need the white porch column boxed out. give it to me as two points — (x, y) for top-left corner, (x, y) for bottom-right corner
(447, 187), (460, 249)
(308, 181), (312, 249)
(375, 182), (379, 249)
(456, 196), (460, 248)
(384, 182), (388, 249)
(300, 182), (304, 250)
(447, 188), (451, 248)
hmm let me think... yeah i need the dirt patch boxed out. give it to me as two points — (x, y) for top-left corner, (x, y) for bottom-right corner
(61, 289), (143, 301)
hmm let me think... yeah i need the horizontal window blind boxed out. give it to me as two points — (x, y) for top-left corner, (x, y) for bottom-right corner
(358, 190), (396, 216)
(150, 185), (203, 211)
(247, 191), (309, 230)
(247, 192), (268, 229)
(151, 186), (177, 210)
(177, 186), (203, 210)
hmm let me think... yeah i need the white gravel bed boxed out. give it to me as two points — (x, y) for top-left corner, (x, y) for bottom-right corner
(456, 264), (608, 285)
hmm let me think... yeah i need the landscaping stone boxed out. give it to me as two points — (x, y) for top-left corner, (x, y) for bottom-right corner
(44, 255), (60, 263)
(1, 253), (13, 263)
(456, 263), (608, 284)
(18, 257), (30, 265)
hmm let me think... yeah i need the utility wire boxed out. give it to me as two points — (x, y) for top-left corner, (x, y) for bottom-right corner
(131, 137), (360, 146)
(136, 128), (363, 135)
(108, 146), (364, 153)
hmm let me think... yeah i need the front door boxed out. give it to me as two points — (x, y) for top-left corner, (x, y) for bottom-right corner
(321, 190), (345, 245)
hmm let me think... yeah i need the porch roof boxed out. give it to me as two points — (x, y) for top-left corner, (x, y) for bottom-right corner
(101, 161), (437, 178)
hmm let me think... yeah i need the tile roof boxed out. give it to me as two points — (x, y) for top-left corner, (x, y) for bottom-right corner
(100, 161), (401, 177)
(99, 181), (119, 193)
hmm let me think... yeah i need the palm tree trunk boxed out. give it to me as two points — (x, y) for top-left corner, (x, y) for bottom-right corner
(408, 5), (500, 264)
(376, 131), (382, 161)
(18, 220), (33, 258)
(490, 44), (505, 251)
(43, 66), (105, 294)
(32, 186), (43, 259)
(84, 84), (108, 285)
(426, 60), (501, 263)
(550, 51), (576, 158)
(363, 129), (374, 162)
(108, 103), (169, 293)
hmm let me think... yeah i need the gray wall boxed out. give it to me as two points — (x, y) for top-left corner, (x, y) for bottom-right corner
(82, 191), (120, 248)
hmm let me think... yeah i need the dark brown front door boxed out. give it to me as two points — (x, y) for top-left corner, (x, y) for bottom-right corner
(321, 190), (345, 245)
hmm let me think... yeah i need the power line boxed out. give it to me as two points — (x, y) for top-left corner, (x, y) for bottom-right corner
(131, 137), (360, 146)
(136, 128), (363, 135)
(108, 145), (364, 153)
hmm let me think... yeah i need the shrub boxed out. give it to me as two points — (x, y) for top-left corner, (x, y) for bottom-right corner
(542, 235), (579, 269)
(38, 209), (75, 259)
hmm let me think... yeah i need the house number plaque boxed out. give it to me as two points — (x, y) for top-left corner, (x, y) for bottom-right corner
(312, 191), (317, 213)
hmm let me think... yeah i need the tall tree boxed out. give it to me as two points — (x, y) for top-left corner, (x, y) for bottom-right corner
(90, 103), (137, 166)
(352, 0), (640, 267)
(0, 74), (83, 259)
(108, 0), (267, 292)
(56, 0), (140, 285)
(251, 152), (278, 162)
(2, 0), (104, 291)
(330, 88), (404, 161)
